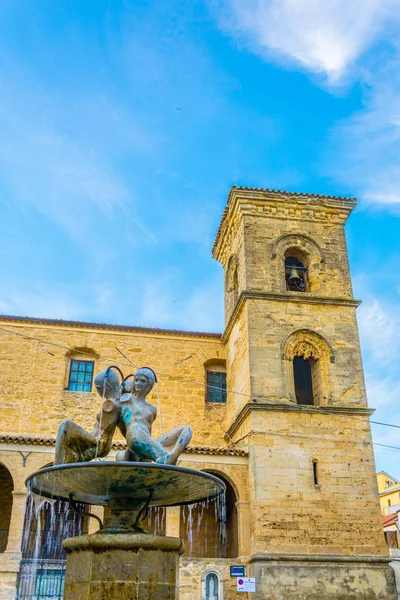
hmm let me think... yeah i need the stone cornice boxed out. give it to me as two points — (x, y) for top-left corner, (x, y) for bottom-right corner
(0, 314), (222, 341)
(249, 553), (391, 565)
(213, 186), (356, 260)
(0, 434), (248, 457)
(222, 291), (360, 343)
(226, 402), (374, 440)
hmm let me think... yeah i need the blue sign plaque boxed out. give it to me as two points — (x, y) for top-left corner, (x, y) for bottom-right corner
(230, 565), (246, 577)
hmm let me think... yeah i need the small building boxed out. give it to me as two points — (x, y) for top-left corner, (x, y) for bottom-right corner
(377, 471), (400, 516)
(382, 513), (400, 558)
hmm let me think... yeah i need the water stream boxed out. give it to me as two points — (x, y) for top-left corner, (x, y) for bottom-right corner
(155, 381), (163, 437)
(180, 493), (228, 558)
(17, 487), (228, 598)
(17, 492), (86, 600)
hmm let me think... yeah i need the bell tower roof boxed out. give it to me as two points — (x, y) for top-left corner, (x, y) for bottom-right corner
(212, 186), (356, 263)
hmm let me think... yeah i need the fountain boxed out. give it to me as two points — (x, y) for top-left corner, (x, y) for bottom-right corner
(25, 366), (225, 599)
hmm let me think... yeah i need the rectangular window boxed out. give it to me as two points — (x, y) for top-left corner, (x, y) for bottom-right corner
(313, 460), (319, 486)
(206, 371), (227, 403)
(68, 360), (94, 392)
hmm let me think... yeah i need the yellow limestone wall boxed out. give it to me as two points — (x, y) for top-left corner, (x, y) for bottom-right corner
(0, 320), (251, 599)
(0, 321), (227, 446)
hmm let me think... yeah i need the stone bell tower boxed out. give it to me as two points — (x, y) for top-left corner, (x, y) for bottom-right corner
(213, 187), (396, 599)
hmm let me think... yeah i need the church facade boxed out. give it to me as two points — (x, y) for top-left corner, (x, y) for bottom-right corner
(0, 186), (396, 599)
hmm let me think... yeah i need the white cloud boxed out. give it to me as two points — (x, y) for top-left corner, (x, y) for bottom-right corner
(357, 295), (400, 475)
(216, 0), (400, 208)
(0, 291), (86, 321)
(217, 0), (399, 83)
(357, 297), (400, 416)
(358, 298), (400, 370)
(326, 65), (400, 207)
(140, 273), (224, 332)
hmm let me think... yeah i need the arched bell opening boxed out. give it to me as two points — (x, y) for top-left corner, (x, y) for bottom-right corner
(0, 463), (14, 552)
(284, 249), (308, 292)
(179, 473), (238, 558)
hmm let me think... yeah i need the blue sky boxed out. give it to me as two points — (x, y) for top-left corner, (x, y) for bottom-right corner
(0, 1), (399, 476)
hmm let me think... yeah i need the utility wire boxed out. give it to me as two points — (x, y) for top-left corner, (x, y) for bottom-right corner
(0, 325), (252, 398)
(374, 443), (400, 451)
(0, 324), (400, 431)
(371, 421), (400, 430)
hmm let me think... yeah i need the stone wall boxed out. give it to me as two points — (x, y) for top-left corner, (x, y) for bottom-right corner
(233, 407), (387, 556)
(250, 555), (396, 600)
(0, 319), (227, 447)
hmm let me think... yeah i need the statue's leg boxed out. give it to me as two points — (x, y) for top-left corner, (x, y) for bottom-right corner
(54, 420), (97, 465)
(116, 448), (142, 462)
(157, 425), (193, 465)
(126, 427), (168, 463)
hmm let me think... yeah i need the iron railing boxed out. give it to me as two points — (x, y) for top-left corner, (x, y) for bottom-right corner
(16, 560), (66, 600)
(0, 528), (9, 552)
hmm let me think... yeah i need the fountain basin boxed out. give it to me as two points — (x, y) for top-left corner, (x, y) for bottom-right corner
(26, 462), (225, 598)
(26, 461), (225, 508)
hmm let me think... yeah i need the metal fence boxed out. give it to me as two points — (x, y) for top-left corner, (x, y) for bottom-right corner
(16, 560), (66, 600)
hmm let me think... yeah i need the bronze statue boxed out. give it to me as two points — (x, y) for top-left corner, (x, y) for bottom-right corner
(54, 366), (192, 466)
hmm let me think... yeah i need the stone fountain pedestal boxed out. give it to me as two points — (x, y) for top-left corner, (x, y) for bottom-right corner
(26, 462), (224, 600)
(63, 532), (184, 600)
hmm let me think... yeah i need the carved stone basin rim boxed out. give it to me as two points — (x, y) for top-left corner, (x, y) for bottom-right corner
(26, 462), (226, 509)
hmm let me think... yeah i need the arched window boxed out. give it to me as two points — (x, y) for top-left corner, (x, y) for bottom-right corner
(64, 347), (99, 393)
(285, 253), (308, 292)
(293, 356), (315, 405)
(180, 473), (238, 558)
(271, 233), (323, 293)
(283, 330), (334, 406)
(0, 464), (13, 552)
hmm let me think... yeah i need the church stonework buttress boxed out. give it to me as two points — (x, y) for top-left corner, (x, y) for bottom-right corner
(213, 186), (397, 599)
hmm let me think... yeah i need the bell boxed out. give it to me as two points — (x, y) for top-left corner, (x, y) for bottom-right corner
(288, 268), (301, 285)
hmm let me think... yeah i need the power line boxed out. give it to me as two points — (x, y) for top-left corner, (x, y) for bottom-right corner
(0, 324), (399, 431)
(0, 325), (251, 398)
(374, 443), (400, 451)
(371, 421), (400, 430)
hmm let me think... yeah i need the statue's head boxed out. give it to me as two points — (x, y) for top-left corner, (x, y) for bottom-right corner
(94, 369), (121, 398)
(133, 367), (157, 396)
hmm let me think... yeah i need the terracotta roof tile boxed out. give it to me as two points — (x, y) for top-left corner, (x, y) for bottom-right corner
(0, 314), (222, 339)
(0, 433), (247, 457)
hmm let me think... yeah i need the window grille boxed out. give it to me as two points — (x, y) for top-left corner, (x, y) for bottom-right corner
(67, 360), (94, 392)
(206, 371), (227, 404)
